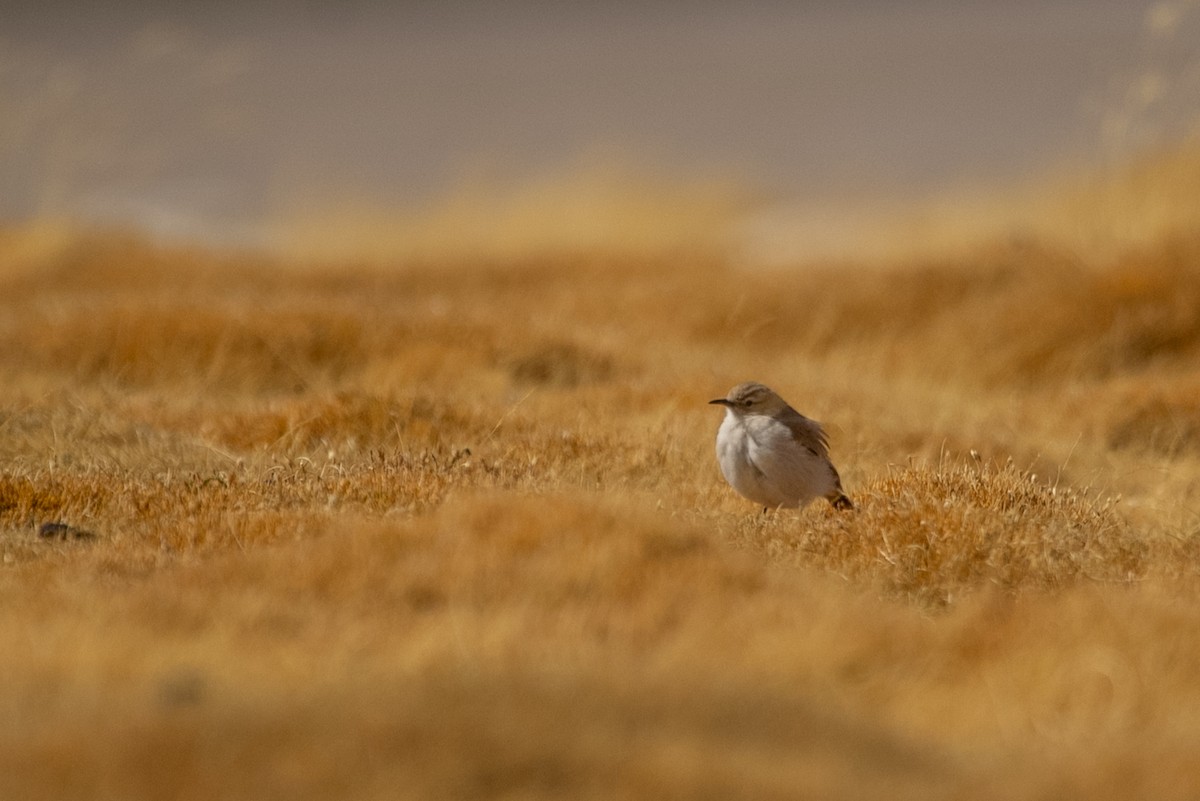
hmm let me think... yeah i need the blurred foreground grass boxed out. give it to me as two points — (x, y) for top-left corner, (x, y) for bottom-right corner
(2, 146), (1200, 799)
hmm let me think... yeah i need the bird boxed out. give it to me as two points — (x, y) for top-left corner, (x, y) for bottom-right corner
(709, 381), (853, 511)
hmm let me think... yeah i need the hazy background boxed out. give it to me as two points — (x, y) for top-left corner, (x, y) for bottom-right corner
(2, 1), (1198, 254)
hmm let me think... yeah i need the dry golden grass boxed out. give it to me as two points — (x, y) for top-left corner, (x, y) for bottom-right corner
(2, 158), (1200, 799)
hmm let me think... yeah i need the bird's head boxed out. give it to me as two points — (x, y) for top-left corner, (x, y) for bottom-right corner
(708, 382), (786, 416)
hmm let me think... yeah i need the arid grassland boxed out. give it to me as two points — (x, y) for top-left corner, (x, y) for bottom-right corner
(2, 170), (1200, 798)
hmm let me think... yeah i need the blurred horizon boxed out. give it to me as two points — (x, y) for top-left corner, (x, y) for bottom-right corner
(3, 1), (1198, 255)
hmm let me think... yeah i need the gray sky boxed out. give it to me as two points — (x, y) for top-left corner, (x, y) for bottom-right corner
(2, 1), (1195, 244)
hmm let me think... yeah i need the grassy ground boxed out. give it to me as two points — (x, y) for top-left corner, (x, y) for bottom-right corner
(1, 170), (1200, 798)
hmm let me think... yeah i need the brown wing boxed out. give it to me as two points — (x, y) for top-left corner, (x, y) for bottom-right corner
(779, 406), (854, 511)
(774, 406), (830, 459)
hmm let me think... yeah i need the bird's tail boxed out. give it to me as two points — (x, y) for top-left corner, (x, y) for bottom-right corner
(828, 490), (854, 511)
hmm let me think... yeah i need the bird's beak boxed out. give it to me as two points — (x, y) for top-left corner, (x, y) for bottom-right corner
(709, 398), (730, 406)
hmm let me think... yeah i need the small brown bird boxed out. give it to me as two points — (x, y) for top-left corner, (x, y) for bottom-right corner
(710, 381), (853, 510)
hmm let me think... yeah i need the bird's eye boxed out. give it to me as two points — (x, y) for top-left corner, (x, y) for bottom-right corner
(741, 399), (752, 407)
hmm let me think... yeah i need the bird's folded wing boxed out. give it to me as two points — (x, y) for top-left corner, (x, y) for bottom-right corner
(777, 409), (830, 457)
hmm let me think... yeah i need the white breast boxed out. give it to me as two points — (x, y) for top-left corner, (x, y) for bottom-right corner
(715, 411), (835, 508)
